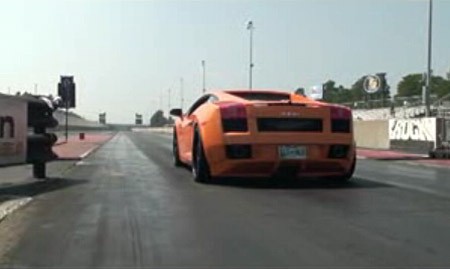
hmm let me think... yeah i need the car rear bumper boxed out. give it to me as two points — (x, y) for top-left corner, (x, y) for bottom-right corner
(205, 141), (355, 178)
(209, 158), (353, 178)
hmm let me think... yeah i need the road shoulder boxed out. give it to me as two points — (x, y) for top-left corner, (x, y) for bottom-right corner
(0, 132), (116, 227)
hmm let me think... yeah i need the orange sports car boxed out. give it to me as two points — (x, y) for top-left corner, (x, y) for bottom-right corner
(170, 89), (356, 183)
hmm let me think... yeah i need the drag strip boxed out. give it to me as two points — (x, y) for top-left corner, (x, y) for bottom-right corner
(2, 132), (450, 267)
(355, 158), (450, 199)
(150, 130), (450, 198)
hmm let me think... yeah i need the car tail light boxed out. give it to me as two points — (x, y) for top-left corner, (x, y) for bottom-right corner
(330, 106), (352, 119)
(330, 106), (352, 133)
(219, 102), (248, 132)
(328, 144), (350, 159)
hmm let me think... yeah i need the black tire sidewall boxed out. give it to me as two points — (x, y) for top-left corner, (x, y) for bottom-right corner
(340, 156), (356, 182)
(192, 130), (211, 183)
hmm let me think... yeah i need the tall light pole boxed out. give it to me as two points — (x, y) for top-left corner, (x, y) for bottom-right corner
(202, 60), (206, 94)
(246, 20), (254, 90)
(168, 88), (171, 116)
(425, 0), (433, 117)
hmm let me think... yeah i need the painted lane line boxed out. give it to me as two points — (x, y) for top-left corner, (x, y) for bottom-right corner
(355, 171), (450, 199)
(0, 197), (33, 222)
(80, 147), (98, 159)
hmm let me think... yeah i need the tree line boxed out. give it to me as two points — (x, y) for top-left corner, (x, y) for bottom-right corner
(308, 72), (450, 106)
(149, 71), (450, 124)
(149, 110), (174, 127)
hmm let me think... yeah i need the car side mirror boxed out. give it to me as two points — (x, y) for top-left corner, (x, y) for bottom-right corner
(170, 108), (183, 117)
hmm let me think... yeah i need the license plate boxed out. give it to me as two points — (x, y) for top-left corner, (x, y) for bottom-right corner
(278, 145), (307, 160)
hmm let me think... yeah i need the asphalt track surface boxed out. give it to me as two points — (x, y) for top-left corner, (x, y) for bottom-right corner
(1, 131), (450, 268)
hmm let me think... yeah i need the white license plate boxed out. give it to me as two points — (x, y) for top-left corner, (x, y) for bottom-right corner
(278, 145), (307, 160)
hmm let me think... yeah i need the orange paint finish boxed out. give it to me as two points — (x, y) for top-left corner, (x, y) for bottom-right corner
(173, 89), (355, 179)
(206, 142), (355, 177)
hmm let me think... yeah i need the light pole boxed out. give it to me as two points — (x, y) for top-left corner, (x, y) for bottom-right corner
(246, 20), (254, 90)
(202, 60), (206, 94)
(425, 0), (433, 117)
(168, 88), (171, 116)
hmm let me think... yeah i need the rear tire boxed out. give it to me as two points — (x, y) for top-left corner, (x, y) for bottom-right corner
(173, 130), (182, 167)
(192, 129), (211, 183)
(330, 156), (356, 183)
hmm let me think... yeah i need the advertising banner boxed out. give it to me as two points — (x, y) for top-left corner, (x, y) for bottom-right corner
(0, 95), (27, 165)
(389, 117), (437, 153)
(389, 118), (436, 142)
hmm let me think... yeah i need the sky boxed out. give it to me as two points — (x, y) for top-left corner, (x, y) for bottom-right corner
(1, 0), (449, 124)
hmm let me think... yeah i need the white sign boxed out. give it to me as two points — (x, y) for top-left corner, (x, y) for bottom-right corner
(389, 118), (436, 142)
(307, 85), (323, 100)
(0, 95), (27, 165)
(363, 75), (381, 94)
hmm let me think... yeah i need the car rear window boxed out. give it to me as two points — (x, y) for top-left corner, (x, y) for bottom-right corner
(226, 92), (290, 101)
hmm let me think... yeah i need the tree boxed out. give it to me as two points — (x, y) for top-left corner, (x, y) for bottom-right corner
(322, 80), (336, 102)
(335, 85), (353, 104)
(431, 76), (450, 98)
(306, 75), (392, 107)
(322, 80), (353, 104)
(397, 73), (450, 98)
(350, 76), (366, 102)
(320, 79), (369, 105)
(150, 110), (169, 127)
(295, 87), (305, 96)
(397, 74), (423, 97)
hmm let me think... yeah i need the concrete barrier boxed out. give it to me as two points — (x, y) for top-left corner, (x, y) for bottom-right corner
(354, 118), (446, 154)
(353, 120), (390, 149)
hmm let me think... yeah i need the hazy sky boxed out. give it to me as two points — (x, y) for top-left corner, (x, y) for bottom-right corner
(1, 0), (449, 123)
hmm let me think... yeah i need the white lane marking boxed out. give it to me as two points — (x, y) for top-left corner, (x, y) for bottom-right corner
(75, 161), (91, 166)
(132, 127), (173, 133)
(0, 197), (33, 222)
(80, 147), (97, 159)
(356, 160), (449, 198)
(355, 171), (450, 198)
(356, 154), (428, 160)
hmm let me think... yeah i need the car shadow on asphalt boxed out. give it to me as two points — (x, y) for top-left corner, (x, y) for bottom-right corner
(210, 176), (391, 190)
(0, 177), (88, 201)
